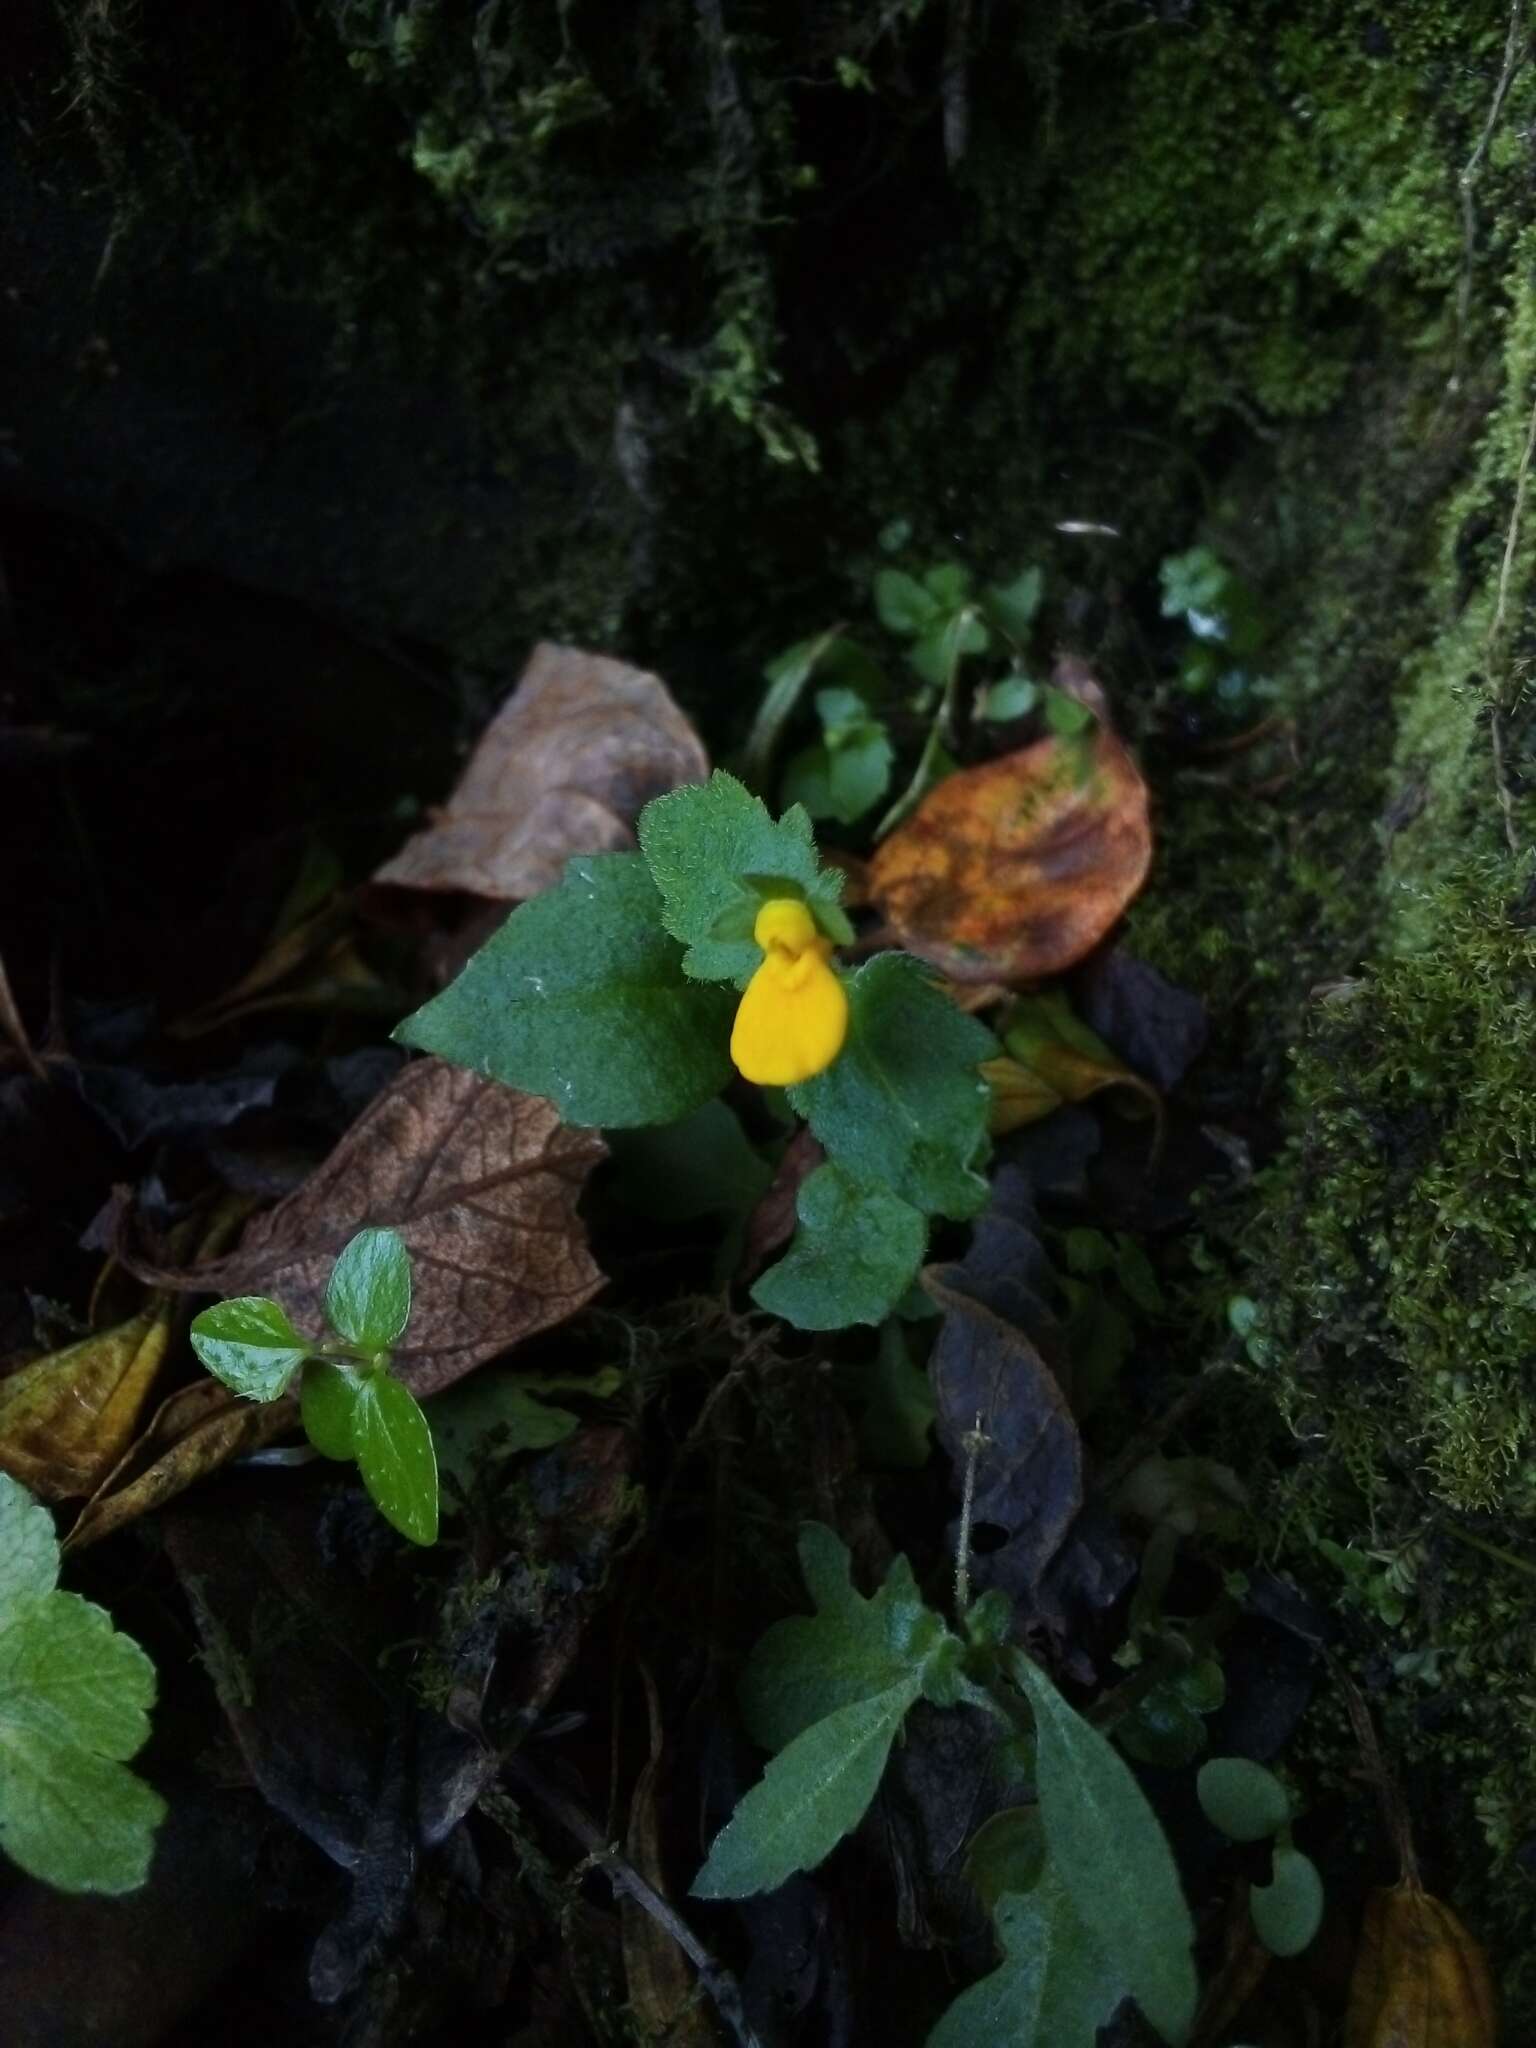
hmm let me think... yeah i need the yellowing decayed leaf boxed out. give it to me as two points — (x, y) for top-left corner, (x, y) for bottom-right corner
(869, 724), (1151, 983)
(375, 642), (709, 902)
(65, 1379), (299, 1551)
(1346, 1883), (1498, 2048)
(0, 1303), (173, 1500)
(982, 990), (1160, 1135)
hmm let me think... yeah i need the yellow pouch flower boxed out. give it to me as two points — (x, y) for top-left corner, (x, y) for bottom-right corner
(730, 898), (848, 1087)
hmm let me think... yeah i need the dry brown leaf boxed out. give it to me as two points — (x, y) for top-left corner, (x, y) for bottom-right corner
(374, 642), (708, 902)
(66, 1380), (299, 1550)
(869, 724), (1152, 983)
(1346, 1884), (1498, 2048)
(0, 1302), (173, 1499)
(144, 1058), (607, 1397)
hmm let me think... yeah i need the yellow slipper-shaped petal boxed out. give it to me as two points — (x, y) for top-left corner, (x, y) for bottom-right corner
(730, 898), (849, 1087)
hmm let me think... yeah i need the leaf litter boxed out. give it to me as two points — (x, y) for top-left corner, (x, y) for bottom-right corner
(3, 610), (1500, 2048)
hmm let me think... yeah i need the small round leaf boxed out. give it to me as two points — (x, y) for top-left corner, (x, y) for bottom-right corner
(1252, 1845), (1324, 1958)
(190, 1298), (310, 1402)
(1197, 1757), (1292, 1842)
(324, 1227), (412, 1352)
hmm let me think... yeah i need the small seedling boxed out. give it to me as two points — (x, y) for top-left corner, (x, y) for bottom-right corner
(191, 1227), (438, 1545)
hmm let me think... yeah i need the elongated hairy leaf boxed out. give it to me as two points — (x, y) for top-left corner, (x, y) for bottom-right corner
(692, 1679), (919, 1899)
(1011, 1652), (1196, 2044)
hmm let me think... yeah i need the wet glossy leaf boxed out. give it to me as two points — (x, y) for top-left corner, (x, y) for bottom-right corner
(1252, 1844), (1323, 1958)
(792, 954), (995, 1219)
(927, 1871), (1127, 2048)
(0, 1303), (173, 1500)
(166, 1059), (605, 1397)
(1197, 1757), (1292, 1842)
(751, 1163), (927, 1330)
(324, 1226), (411, 1352)
(396, 853), (734, 1127)
(300, 1362), (358, 1461)
(351, 1371), (438, 1546)
(189, 1298), (310, 1402)
(1010, 1651), (1197, 2043)
(374, 642), (708, 902)
(1346, 1884), (1499, 2048)
(869, 726), (1152, 983)
(0, 1474), (165, 1894)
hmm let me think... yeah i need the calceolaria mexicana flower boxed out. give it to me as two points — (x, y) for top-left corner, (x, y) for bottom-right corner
(730, 898), (848, 1087)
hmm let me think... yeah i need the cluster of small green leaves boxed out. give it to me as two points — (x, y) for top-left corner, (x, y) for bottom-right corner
(1158, 545), (1272, 710)
(693, 1526), (1199, 2046)
(397, 770), (998, 1332)
(1197, 1757), (1323, 1959)
(745, 547), (1088, 839)
(190, 1228), (438, 1545)
(0, 1473), (165, 1894)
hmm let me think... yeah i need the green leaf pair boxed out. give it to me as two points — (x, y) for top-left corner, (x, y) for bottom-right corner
(1197, 1757), (1323, 1959)
(190, 1227), (438, 1546)
(0, 1473), (165, 1895)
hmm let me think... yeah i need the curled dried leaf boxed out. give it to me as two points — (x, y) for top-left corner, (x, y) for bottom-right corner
(66, 1380), (299, 1550)
(1346, 1884), (1498, 2048)
(869, 727), (1152, 983)
(375, 642), (708, 903)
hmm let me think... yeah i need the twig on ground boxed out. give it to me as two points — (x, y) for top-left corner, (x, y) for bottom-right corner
(493, 1752), (772, 2048)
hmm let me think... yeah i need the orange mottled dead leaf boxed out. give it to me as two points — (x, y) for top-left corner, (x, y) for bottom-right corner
(375, 641), (708, 903)
(142, 1058), (608, 1398)
(1346, 1883), (1498, 2048)
(0, 1302), (173, 1499)
(66, 1379), (299, 1550)
(869, 726), (1152, 983)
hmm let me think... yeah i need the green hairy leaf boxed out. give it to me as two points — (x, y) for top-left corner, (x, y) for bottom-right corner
(751, 1163), (926, 1330)
(927, 1872), (1129, 2048)
(637, 770), (849, 983)
(792, 954), (996, 1220)
(0, 1474), (165, 1894)
(325, 1226), (411, 1352)
(428, 1372), (581, 1493)
(691, 1680), (919, 1900)
(741, 1523), (949, 1753)
(395, 852), (734, 1127)
(1010, 1652), (1197, 2044)
(189, 1296), (311, 1401)
(352, 1371), (439, 1546)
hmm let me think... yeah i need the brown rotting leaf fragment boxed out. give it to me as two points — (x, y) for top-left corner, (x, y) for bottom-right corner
(144, 1058), (607, 1397)
(374, 641), (708, 903)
